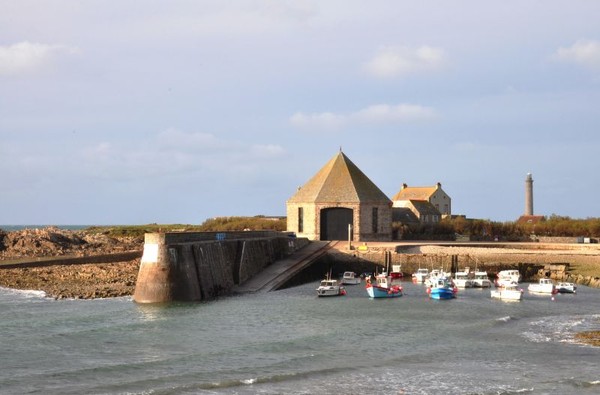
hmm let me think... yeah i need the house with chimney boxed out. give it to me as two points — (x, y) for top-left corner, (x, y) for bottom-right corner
(391, 183), (451, 224)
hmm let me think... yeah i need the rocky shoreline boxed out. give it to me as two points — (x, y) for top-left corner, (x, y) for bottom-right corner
(0, 227), (142, 299)
(2, 228), (600, 300)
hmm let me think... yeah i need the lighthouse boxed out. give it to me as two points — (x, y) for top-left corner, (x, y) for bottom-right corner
(525, 173), (534, 216)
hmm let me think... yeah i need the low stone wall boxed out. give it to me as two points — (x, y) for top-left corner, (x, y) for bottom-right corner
(0, 251), (142, 269)
(325, 247), (598, 286)
(539, 263), (600, 288)
(133, 232), (303, 303)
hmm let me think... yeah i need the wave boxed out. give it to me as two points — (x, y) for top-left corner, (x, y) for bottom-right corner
(0, 286), (47, 299)
(523, 313), (600, 345)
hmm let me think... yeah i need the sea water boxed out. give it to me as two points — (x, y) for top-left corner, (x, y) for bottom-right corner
(0, 281), (599, 395)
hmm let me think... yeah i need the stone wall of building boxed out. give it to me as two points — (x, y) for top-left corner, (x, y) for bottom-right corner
(287, 202), (392, 242)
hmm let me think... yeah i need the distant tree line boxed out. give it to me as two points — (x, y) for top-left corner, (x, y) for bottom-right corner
(84, 216), (287, 238)
(396, 215), (600, 241)
(196, 216), (287, 232)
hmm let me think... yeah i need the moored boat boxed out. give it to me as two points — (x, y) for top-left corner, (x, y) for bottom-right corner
(427, 277), (457, 300)
(389, 265), (403, 281)
(453, 270), (474, 288)
(412, 268), (429, 283)
(472, 271), (492, 288)
(340, 271), (361, 285)
(316, 278), (346, 297)
(556, 282), (577, 294)
(528, 278), (557, 294)
(496, 269), (522, 287)
(365, 273), (403, 298)
(491, 282), (523, 301)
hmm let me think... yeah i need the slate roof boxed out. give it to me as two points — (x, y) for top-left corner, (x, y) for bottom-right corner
(392, 207), (420, 223)
(411, 200), (441, 216)
(287, 151), (391, 204)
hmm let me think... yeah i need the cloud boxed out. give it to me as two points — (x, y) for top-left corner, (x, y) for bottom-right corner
(354, 104), (436, 122)
(290, 103), (436, 131)
(2, 129), (287, 187)
(290, 112), (346, 131)
(553, 39), (600, 71)
(0, 41), (78, 75)
(365, 45), (446, 78)
(77, 129), (287, 181)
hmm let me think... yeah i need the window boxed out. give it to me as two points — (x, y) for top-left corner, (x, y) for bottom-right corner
(372, 207), (378, 233)
(298, 207), (304, 233)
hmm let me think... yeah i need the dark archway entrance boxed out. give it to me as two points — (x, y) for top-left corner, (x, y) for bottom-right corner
(320, 208), (353, 240)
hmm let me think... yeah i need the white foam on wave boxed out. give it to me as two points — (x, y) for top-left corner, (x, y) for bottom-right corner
(497, 315), (512, 322)
(0, 286), (47, 299)
(524, 313), (600, 345)
(241, 378), (257, 385)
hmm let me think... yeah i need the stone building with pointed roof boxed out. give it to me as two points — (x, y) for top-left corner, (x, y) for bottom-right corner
(286, 151), (392, 241)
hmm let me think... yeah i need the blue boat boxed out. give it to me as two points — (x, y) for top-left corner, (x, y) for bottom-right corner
(365, 273), (403, 298)
(427, 277), (457, 300)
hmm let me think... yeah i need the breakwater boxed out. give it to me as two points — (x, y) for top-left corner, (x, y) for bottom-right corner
(133, 231), (307, 303)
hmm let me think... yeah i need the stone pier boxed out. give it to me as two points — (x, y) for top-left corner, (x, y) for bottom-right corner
(133, 231), (301, 303)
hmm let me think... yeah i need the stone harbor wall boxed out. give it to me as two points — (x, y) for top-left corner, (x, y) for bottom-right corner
(133, 232), (305, 303)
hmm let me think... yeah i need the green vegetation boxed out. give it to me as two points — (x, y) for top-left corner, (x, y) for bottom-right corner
(396, 215), (600, 241)
(85, 216), (287, 238)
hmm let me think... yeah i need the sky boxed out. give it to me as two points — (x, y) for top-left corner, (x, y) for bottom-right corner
(1, 0), (600, 225)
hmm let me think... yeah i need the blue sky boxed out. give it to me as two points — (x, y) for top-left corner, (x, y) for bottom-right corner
(1, 1), (599, 225)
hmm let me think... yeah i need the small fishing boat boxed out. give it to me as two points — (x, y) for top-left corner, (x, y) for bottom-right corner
(453, 270), (474, 288)
(316, 278), (346, 297)
(412, 268), (429, 283)
(340, 271), (361, 285)
(425, 269), (449, 287)
(427, 277), (457, 300)
(365, 273), (403, 298)
(472, 271), (492, 288)
(389, 265), (404, 281)
(496, 269), (522, 287)
(528, 278), (557, 294)
(491, 282), (523, 301)
(555, 282), (577, 294)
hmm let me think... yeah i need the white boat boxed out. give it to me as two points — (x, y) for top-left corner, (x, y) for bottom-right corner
(425, 269), (450, 287)
(528, 278), (557, 294)
(472, 271), (492, 288)
(491, 282), (523, 301)
(412, 268), (429, 283)
(453, 270), (474, 288)
(316, 278), (346, 297)
(555, 282), (577, 294)
(340, 271), (361, 285)
(496, 270), (522, 287)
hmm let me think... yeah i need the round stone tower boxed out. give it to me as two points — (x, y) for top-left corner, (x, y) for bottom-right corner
(525, 173), (534, 216)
